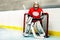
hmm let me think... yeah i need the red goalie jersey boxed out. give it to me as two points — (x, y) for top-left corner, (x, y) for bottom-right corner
(28, 7), (43, 19)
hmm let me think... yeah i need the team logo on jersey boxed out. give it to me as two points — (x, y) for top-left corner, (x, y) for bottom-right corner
(33, 12), (39, 16)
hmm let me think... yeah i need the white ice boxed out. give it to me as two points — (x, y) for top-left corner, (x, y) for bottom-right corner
(0, 28), (60, 40)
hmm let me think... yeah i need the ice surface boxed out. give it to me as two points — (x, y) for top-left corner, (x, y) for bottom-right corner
(0, 28), (60, 40)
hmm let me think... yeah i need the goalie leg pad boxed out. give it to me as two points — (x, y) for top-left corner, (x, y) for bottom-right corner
(31, 22), (44, 38)
(24, 16), (33, 36)
(36, 21), (45, 37)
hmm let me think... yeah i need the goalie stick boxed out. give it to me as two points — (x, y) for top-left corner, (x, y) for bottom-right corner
(31, 22), (44, 39)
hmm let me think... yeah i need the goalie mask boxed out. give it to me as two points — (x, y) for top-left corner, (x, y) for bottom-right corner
(33, 2), (39, 10)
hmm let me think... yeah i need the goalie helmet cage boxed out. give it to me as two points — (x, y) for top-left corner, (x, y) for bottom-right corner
(23, 13), (49, 38)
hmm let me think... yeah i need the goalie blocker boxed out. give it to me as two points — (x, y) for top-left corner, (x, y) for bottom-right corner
(23, 13), (49, 38)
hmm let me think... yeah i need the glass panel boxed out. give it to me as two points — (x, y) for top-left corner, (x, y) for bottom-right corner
(0, 0), (60, 11)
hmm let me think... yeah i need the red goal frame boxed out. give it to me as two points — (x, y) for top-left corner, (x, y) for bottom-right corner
(23, 13), (49, 38)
